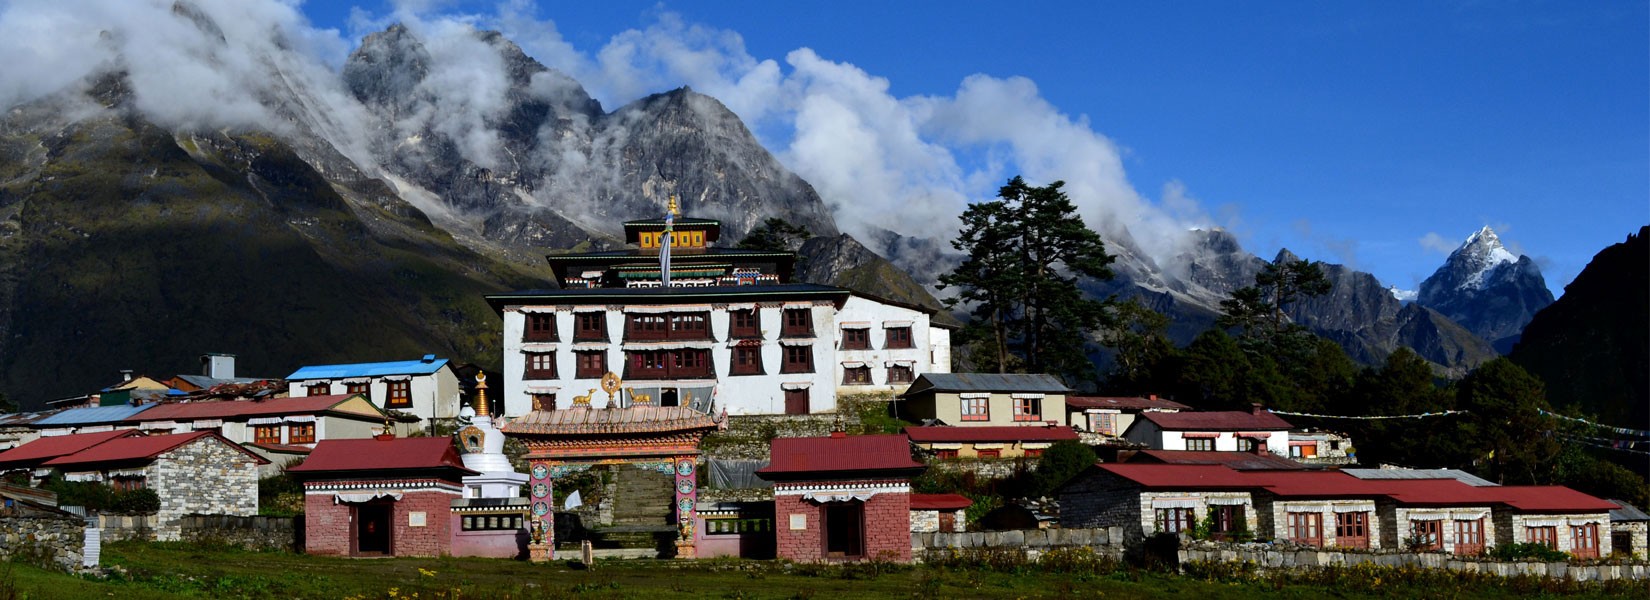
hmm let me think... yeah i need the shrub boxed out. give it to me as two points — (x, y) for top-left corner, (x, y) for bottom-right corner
(1027, 441), (1096, 497)
(1488, 542), (1570, 562)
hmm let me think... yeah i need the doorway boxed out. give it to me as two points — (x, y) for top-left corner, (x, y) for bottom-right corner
(784, 388), (809, 415)
(354, 502), (393, 556)
(823, 501), (864, 558)
(661, 388), (679, 407)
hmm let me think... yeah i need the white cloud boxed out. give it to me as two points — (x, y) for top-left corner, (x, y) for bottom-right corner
(1419, 232), (1457, 254)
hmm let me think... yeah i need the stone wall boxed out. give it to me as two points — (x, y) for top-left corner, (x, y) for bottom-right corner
(1058, 473), (1143, 535)
(925, 458), (1026, 480)
(150, 436), (261, 540)
(1178, 544), (1650, 581)
(0, 515), (89, 573)
(91, 514), (156, 542)
(913, 526), (1126, 557)
(176, 515), (299, 551)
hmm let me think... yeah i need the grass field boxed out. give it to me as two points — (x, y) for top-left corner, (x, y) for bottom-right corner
(0, 542), (1640, 599)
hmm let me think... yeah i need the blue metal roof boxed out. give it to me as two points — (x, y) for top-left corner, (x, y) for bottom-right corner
(286, 357), (450, 381)
(32, 403), (155, 426)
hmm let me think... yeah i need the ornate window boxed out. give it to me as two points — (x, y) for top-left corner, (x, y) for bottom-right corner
(525, 313), (557, 342)
(574, 312), (606, 341)
(1335, 512), (1370, 549)
(575, 351), (606, 379)
(781, 308), (813, 337)
(306, 382), (332, 396)
(385, 380), (412, 409)
(842, 365), (872, 385)
(345, 382), (369, 395)
(525, 352), (556, 380)
(884, 326), (913, 349)
(729, 309), (761, 339)
(111, 476), (146, 492)
(253, 425), (281, 445)
(731, 346), (763, 376)
(669, 313), (710, 340)
(934, 449), (959, 460)
(842, 328), (870, 350)
(975, 449), (1001, 459)
(781, 345), (813, 374)
(960, 397), (989, 421)
(1455, 519), (1485, 555)
(886, 364), (914, 384)
(1411, 520), (1444, 551)
(288, 423), (316, 444)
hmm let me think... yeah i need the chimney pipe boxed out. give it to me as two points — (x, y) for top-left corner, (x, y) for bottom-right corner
(1251, 403), (1265, 416)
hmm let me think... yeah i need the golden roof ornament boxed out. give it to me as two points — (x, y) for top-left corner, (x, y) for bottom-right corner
(667, 194), (680, 217)
(473, 372), (491, 417)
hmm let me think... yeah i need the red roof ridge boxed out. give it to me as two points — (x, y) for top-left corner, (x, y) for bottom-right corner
(43, 431), (268, 468)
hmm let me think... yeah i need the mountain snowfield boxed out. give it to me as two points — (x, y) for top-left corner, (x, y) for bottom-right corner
(1416, 227), (1555, 353)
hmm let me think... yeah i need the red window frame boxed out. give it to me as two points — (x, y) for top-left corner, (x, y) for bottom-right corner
(385, 380), (412, 409)
(1412, 520), (1444, 551)
(1013, 396), (1042, 422)
(345, 382), (369, 395)
(842, 365), (872, 385)
(287, 423), (316, 444)
(574, 312), (606, 341)
(1570, 523), (1600, 559)
(960, 397), (990, 421)
(886, 364), (914, 384)
(1455, 519), (1486, 556)
(306, 382), (332, 396)
(781, 308), (813, 337)
(1185, 438), (1215, 451)
(575, 351), (606, 379)
(1022, 448), (1044, 458)
(730, 346), (763, 376)
(525, 352), (556, 380)
(253, 425), (281, 445)
(842, 328), (870, 350)
(976, 449), (1001, 459)
(525, 313), (557, 342)
(934, 449), (958, 460)
(781, 345), (813, 374)
(729, 309), (761, 339)
(1335, 511), (1370, 549)
(1155, 507), (1195, 534)
(1287, 512), (1324, 547)
(669, 313), (710, 340)
(884, 326), (913, 349)
(1527, 525), (1558, 549)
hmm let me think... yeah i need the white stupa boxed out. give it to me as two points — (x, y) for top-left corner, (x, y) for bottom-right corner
(456, 373), (528, 498)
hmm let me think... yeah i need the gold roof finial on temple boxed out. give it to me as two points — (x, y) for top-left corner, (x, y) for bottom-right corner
(473, 372), (490, 417)
(667, 194), (680, 217)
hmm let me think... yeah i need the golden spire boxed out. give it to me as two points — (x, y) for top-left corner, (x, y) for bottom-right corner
(473, 372), (490, 417)
(667, 194), (680, 217)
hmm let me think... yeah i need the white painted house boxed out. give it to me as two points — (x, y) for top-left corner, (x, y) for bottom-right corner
(1121, 404), (1293, 455)
(285, 356), (461, 425)
(485, 208), (951, 416)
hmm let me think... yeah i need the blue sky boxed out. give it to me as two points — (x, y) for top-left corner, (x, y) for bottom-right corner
(300, 1), (1647, 296)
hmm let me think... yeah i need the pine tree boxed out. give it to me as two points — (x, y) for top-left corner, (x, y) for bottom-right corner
(939, 176), (1115, 383)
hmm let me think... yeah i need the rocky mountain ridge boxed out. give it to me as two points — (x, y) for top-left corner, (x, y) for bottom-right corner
(1416, 226), (1554, 352)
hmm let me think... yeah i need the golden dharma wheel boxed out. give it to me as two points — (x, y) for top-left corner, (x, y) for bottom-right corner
(600, 372), (622, 397)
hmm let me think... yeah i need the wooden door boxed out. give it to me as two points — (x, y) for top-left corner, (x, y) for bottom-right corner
(824, 502), (864, 558)
(1454, 519), (1485, 555)
(354, 502), (393, 556)
(784, 388), (809, 415)
(939, 511), (957, 533)
(1334, 512), (1370, 549)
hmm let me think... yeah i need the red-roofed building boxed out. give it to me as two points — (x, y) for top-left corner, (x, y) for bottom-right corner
(125, 394), (417, 475)
(1060, 463), (1618, 556)
(1122, 404), (1293, 455)
(36, 431), (266, 540)
(1122, 449), (1308, 471)
(905, 424), (1078, 460)
(0, 429), (142, 475)
(758, 432), (924, 562)
(1065, 395), (1188, 437)
(910, 493), (971, 533)
(290, 436), (478, 558)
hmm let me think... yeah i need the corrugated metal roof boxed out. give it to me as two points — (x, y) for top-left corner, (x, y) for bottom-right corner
(43, 431), (267, 468)
(900, 373), (1071, 396)
(1341, 468), (1498, 487)
(1066, 396), (1190, 411)
(1136, 410), (1292, 432)
(1609, 499), (1650, 522)
(905, 425), (1079, 443)
(130, 395), (367, 422)
(1128, 450), (1307, 471)
(286, 358), (449, 380)
(31, 403), (155, 426)
(759, 434), (923, 476)
(0, 430), (143, 469)
(287, 437), (475, 475)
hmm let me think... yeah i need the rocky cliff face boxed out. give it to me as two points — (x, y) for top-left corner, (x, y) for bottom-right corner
(1417, 227), (1554, 352)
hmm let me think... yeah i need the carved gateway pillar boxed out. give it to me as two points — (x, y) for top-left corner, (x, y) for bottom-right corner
(527, 461), (555, 562)
(673, 455), (699, 559)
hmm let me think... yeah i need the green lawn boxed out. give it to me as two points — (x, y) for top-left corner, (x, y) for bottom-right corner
(0, 542), (1638, 599)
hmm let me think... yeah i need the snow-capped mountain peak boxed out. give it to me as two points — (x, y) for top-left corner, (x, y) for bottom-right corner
(1454, 226), (1519, 290)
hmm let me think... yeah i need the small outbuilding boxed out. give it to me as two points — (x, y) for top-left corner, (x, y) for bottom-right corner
(40, 431), (267, 540)
(290, 436), (477, 557)
(758, 432), (925, 562)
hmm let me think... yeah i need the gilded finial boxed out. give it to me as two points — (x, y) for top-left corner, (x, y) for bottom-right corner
(667, 194), (680, 217)
(473, 372), (490, 417)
